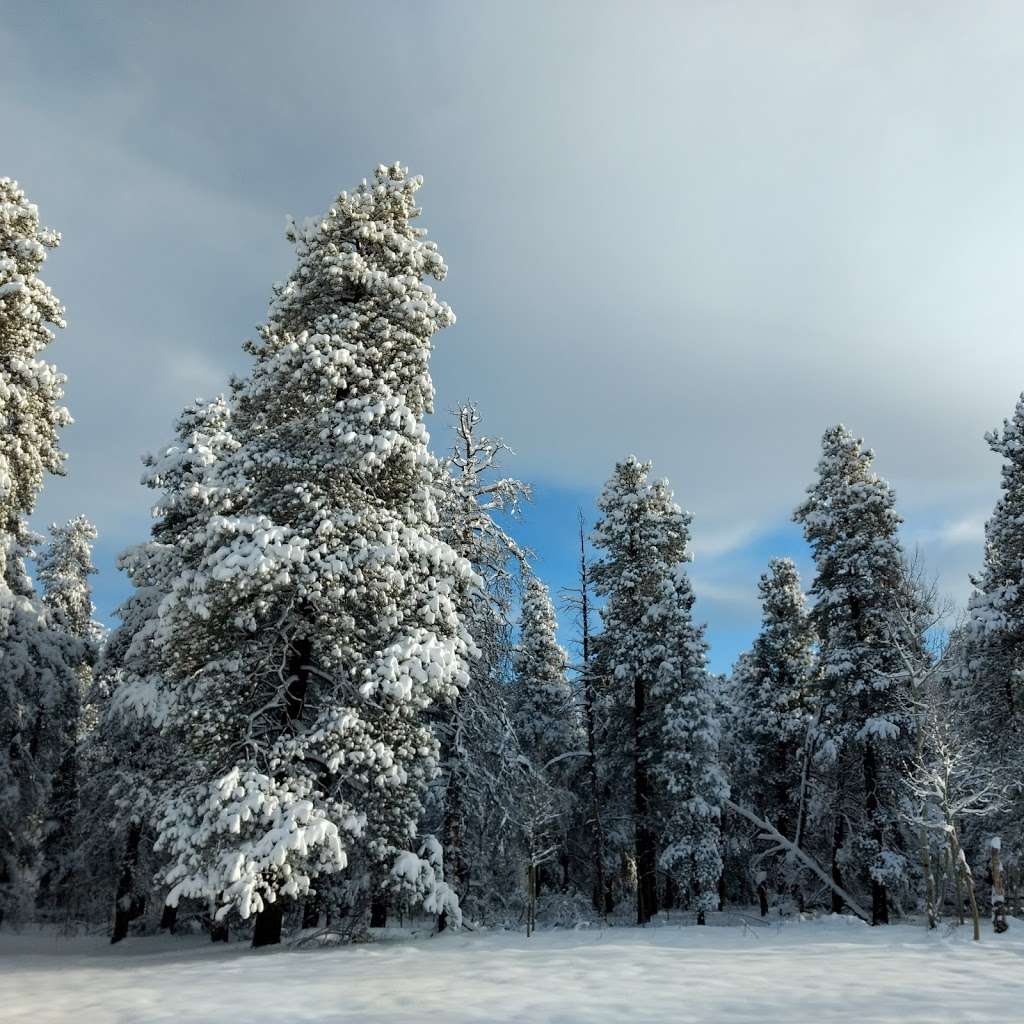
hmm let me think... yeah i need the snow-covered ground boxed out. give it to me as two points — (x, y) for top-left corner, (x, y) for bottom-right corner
(2, 915), (1019, 1023)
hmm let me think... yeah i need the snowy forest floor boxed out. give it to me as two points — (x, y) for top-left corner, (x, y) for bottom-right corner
(2, 914), (1021, 1023)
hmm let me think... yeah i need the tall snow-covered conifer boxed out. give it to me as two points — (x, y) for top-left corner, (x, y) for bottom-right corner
(0, 179), (81, 922)
(150, 165), (473, 945)
(795, 426), (914, 925)
(592, 457), (718, 923)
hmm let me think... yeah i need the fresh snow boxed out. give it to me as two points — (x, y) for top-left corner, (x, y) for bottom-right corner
(2, 917), (1020, 1023)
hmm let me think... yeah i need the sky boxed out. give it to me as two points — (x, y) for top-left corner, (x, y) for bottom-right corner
(5, 1), (1024, 674)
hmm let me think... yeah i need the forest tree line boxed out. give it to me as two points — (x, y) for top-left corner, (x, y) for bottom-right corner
(2, 167), (1022, 947)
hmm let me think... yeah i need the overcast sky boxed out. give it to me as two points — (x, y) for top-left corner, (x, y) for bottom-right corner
(6, 2), (1024, 672)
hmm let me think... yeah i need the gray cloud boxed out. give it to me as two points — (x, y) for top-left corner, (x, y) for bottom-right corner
(4, 1), (1022, 624)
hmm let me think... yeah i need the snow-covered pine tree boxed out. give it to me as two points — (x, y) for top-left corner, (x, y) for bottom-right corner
(35, 515), (103, 916)
(592, 456), (719, 924)
(513, 574), (577, 900)
(728, 558), (815, 900)
(150, 165), (473, 945)
(651, 566), (727, 924)
(430, 402), (530, 925)
(38, 516), (102, 647)
(794, 426), (915, 925)
(514, 575), (574, 768)
(0, 179), (82, 924)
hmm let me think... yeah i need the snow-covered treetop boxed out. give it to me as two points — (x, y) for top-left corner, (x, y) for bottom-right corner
(795, 425), (904, 612)
(0, 179), (70, 558)
(38, 515), (103, 643)
(592, 456), (692, 586)
(514, 574), (575, 766)
(971, 392), (1024, 631)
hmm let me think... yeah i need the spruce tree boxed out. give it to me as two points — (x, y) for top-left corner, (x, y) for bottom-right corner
(651, 569), (726, 923)
(592, 456), (710, 924)
(731, 559), (815, 839)
(0, 179), (81, 923)
(150, 166), (472, 944)
(794, 426), (914, 925)
(514, 576), (574, 768)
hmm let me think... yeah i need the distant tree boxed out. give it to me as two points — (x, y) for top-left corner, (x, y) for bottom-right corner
(729, 558), (815, 902)
(795, 426), (916, 925)
(514, 575), (574, 768)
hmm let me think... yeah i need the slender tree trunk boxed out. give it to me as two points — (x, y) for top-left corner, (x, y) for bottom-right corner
(252, 902), (284, 947)
(159, 903), (177, 933)
(757, 876), (769, 917)
(920, 826), (937, 929)
(991, 837), (1009, 934)
(633, 677), (658, 925)
(947, 830), (979, 940)
(302, 895), (320, 930)
(370, 890), (388, 929)
(830, 814), (846, 915)
(110, 824), (142, 944)
(863, 741), (888, 925)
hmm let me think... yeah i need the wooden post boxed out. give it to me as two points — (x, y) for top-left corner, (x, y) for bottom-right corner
(991, 836), (1009, 934)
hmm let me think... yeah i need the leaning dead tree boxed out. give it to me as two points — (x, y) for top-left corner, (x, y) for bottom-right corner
(724, 799), (872, 923)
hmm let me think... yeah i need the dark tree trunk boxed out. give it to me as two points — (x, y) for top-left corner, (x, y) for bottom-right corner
(758, 879), (769, 917)
(159, 903), (177, 933)
(439, 732), (468, 934)
(575, 520), (608, 918)
(252, 902), (284, 947)
(633, 677), (658, 925)
(831, 815), (846, 915)
(864, 741), (888, 925)
(110, 824), (142, 944)
(370, 891), (388, 929)
(302, 896), (320, 930)
(663, 875), (677, 910)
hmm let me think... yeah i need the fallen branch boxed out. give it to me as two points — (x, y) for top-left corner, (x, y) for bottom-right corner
(724, 799), (871, 924)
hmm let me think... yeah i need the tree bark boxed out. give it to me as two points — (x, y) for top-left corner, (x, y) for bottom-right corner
(863, 741), (889, 925)
(369, 890), (388, 929)
(159, 903), (177, 933)
(991, 838), (1009, 934)
(252, 902), (284, 947)
(830, 814), (846, 915)
(633, 677), (658, 925)
(110, 824), (142, 944)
